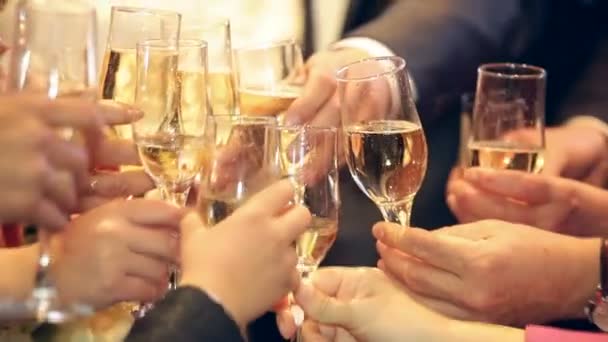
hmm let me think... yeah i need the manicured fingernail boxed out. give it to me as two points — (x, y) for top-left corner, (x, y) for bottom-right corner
(127, 108), (144, 119)
(373, 225), (384, 239)
(284, 113), (303, 126)
(291, 305), (304, 326)
(463, 168), (479, 181)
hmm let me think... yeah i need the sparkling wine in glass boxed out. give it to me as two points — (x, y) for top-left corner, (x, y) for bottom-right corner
(197, 115), (279, 226)
(275, 125), (340, 342)
(468, 63), (546, 173)
(276, 126), (340, 275)
(337, 56), (428, 227)
(99, 6), (181, 141)
(4, 0), (97, 322)
(182, 18), (236, 116)
(234, 39), (304, 117)
(133, 39), (210, 208)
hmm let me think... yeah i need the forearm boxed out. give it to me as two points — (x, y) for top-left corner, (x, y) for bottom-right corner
(0, 244), (38, 300)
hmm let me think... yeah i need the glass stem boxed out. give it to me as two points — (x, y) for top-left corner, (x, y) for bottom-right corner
(159, 184), (191, 291)
(159, 185), (190, 207)
(34, 229), (55, 294)
(291, 269), (313, 342)
(377, 199), (413, 227)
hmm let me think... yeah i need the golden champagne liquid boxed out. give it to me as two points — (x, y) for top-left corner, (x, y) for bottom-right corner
(208, 72), (236, 115)
(238, 85), (300, 116)
(468, 141), (544, 173)
(98, 48), (137, 140)
(136, 134), (207, 186)
(296, 216), (338, 274)
(345, 120), (428, 204)
(175, 69), (208, 133)
(196, 196), (241, 227)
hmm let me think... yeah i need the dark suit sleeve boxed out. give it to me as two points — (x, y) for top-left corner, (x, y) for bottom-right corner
(126, 286), (244, 342)
(346, 0), (545, 126)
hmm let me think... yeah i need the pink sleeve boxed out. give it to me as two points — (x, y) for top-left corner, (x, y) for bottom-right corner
(526, 325), (608, 342)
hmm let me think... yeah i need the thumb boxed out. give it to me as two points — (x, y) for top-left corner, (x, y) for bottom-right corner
(295, 279), (353, 328)
(180, 211), (205, 240)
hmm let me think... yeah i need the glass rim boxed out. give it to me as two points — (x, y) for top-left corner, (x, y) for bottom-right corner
(206, 114), (278, 124)
(234, 38), (300, 53)
(110, 6), (181, 18)
(136, 39), (208, 50)
(478, 63), (546, 80)
(336, 56), (406, 83)
(274, 125), (338, 134)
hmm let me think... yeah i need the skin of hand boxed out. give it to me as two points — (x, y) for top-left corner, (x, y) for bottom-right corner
(0, 94), (142, 230)
(446, 167), (608, 237)
(289, 267), (525, 342)
(542, 123), (608, 186)
(49, 199), (183, 309)
(78, 137), (154, 212)
(179, 180), (311, 328)
(284, 48), (371, 128)
(373, 221), (600, 326)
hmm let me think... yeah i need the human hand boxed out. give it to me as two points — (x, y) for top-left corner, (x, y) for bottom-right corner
(502, 123), (608, 186)
(180, 180), (311, 327)
(78, 136), (154, 212)
(0, 94), (141, 230)
(284, 48), (370, 127)
(288, 267), (450, 342)
(374, 221), (600, 326)
(51, 199), (183, 309)
(446, 167), (608, 236)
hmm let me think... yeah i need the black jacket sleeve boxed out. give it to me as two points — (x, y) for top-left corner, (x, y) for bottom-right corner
(346, 0), (544, 126)
(126, 286), (244, 342)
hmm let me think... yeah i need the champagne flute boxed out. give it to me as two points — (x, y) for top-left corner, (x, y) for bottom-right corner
(275, 126), (339, 276)
(3, 0), (97, 322)
(336, 56), (428, 227)
(468, 63), (546, 173)
(133, 39), (210, 208)
(274, 126), (339, 342)
(99, 6), (181, 141)
(234, 39), (304, 118)
(182, 18), (236, 116)
(197, 115), (279, 226)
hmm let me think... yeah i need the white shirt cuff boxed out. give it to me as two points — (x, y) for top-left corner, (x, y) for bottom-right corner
(331, 37), (419, 102)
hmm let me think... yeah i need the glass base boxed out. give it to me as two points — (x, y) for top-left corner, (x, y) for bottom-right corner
(29, 287), (93, 323)
(0, 288), (93, 323)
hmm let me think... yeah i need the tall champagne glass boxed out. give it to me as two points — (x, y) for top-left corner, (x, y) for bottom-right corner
(337, 56), (428, 226)
(197, 115), (279, 226)
(274, 125), (340, 342)
(99, 6), (181, 141)
(468, 63), (546, 173)
(3, 0), (97, 322)
(234, 39), (304, 118)
(133, 39), (210, 208)
(182, 18), (236, 116)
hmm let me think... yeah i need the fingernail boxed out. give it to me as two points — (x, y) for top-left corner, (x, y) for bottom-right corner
(127, 108), (144, 119)
(372, 224), (384, 240)
(291, 305), (304, 327)
(284, 113), (303, 126)
(463, 168), (479, 181)
(376, 241), (387, 253)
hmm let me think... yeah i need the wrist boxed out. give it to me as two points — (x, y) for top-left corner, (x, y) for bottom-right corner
(180, 275), (248, 328)
(561, 237), (600, 319)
